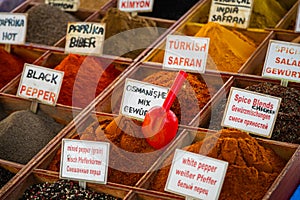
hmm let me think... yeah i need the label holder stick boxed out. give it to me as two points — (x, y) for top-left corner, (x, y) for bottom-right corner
(280, 79), (288, 87)
(30, 99), (39, 114)
(4, 44), (11, 53)
(79, 181), (86, 189)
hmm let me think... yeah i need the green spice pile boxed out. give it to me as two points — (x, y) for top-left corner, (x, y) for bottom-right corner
(0, 166), (15, 188)
(26, 4), (79, 46)
(0, 110), (63, 164)
(20, 179), (121, 200)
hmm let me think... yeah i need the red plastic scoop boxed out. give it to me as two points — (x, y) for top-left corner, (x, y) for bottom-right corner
(142, 70), (188, 149)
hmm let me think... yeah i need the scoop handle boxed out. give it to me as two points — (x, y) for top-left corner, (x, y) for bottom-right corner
(162, 70), (188, 111)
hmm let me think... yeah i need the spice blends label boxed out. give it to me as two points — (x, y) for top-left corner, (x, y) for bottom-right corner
(262, 40), (300, 83)
(222, 87), (281, 138)
(45, 0), (80, 12)
(60, 139), (110, 184)
(163, 35), (209, 73)
(208, 0), (253, 29)
(296, 3), (300, 32)
(17, 64), (64, 106)
(165, 149), (228, 200)
(0, 13), (27, 45)
(65, 22), (105, 56)
(118, 0), (154, 12)
(120, 78), (169, 121)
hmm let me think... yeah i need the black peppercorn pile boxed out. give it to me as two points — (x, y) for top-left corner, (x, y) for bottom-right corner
(20, 179), (121, 200)
(208, 82), (300, 143)
(0, 166), (15, 188)
(245, 82), (300, 144)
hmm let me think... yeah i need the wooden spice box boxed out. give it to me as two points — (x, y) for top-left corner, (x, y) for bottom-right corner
(133, 127), (299, 200)
(0, 169), (130, 200)
(94, 62), (230, 126)
(0, 159), (24, 193)
(275, 1), (299, 31)
(239, 31), (300, 75)
(1, 49), (132, 109)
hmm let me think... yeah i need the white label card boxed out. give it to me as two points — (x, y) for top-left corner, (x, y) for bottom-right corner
(65, 22), (105, 56)
(17, 64), (64, 106)
(0, 13), (27, 45)
(262, 40), (300, 83)
(163, 35), (209, 73)
(222, 87), (281, 138)
(118, 0), (154, 12)
(120, 78), (169, 121)
(45, 0), (80, 12)
(165, 149), (228, 200)
(208, 0), (253, 29)
(60, 139), (110, 184)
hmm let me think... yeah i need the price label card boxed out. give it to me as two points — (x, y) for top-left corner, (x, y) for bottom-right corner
(60, 139), (110, 184)
(163, 35), (209, 73)
(262, 40), (300, 83)
(118, 0), (154, 12)
(120, 78), (169, 120)
(45, 0), (80, 12)
(165, 149), (228, 200)
(65, 22), (105, 56)
(0, 13), (27, 45)
(17, 64), (64, 106)
(222, 87), (281, 138)
(208, 0), (253, 29)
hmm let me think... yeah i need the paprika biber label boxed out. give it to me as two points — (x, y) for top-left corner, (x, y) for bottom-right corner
(262, 39), (300, 83)
(17, 64), (64, 106)
(221, 87), (281, 138)
(165, 149), (228, 200)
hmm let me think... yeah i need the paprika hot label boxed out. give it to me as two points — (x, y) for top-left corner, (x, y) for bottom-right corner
(17, 63), (64, 106)
(0, 13), (27, 45)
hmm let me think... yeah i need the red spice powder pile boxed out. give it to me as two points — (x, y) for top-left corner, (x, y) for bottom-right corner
(54, 54), (121, 108)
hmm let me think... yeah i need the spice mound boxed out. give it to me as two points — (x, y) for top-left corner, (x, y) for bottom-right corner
(20, 179), (121, 200)
(151, 22), (257, 73)
(48, 116), (161, 186)
(54, 54), (121, 108)
(245, 82), (300, 143)
(101, 8), (159, 59)
(26, 4), (79, 46)
(79, 0), (108, 11)
(151, 129), (286, 200)
(0, 110), (63, 164)
(0, 48), (25, 89)
(142, 71), (213, 124)
(0, 166), (14, 188)
(250, 0), (288, 28)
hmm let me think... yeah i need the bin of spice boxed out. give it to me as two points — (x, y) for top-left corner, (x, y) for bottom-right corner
(239, 31), (300, 75)
(2, 50), (130, 109)
(0, 93), (81, 165)
(94, 63), (229, 125)
(139, 127), (299, 200)
(36, 112), (184, 187)
(143, 21), (270, 73)
(1, 169), (127, 199)
(194, 74), (300, 144)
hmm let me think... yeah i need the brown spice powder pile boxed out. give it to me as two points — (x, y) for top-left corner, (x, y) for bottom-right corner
(151, 129), (286, 200)
(143, 71), (213, 124)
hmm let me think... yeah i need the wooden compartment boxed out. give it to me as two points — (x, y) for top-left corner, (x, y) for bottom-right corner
(239, 31), (300, 75)
(135, 127), (299, 200)
(1, 49), (131, 109)
(94, 62), (230, 126)
(0, 169), (130, 200)
(276, 1), (300, 31)
(0, 159), (24, 192)
(33, 111), (186, 189)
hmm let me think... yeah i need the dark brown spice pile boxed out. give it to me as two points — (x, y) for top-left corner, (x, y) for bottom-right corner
(20, 179), (121, 200)
(0, 166), (15, 188)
